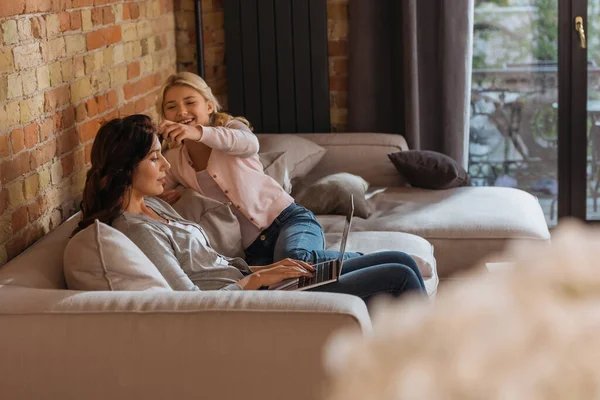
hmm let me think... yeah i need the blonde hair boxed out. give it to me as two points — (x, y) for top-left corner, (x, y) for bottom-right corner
(157, 72), (251, 129)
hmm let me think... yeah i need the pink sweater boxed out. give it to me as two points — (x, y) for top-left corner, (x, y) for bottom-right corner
(163, 120), (294, 231)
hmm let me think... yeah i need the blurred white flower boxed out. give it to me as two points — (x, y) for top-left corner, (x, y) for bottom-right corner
(325, 219), (600, 400)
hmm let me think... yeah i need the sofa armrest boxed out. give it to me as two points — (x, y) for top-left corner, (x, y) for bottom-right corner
(0, 286), (370, 400)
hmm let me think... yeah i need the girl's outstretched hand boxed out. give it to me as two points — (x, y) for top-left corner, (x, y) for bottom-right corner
(159, 120), (203, 145)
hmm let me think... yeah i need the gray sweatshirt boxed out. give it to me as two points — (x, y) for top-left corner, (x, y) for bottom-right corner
(112, 197), (249, 291)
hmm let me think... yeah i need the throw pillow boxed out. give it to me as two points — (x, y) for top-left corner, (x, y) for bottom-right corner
(388, 150), (471, 190)
(170, 189), (245, 258)
(259, 151), (292, 193)
(258, 134), (327, 179)
(63, 220), (171, 291)
(294, 173), (372, 218)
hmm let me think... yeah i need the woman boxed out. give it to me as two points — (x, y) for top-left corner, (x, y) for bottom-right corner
(156, 72), (360, 267)
(74, 114), (425, 301)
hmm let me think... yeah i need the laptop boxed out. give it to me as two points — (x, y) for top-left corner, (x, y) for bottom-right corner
(269, 196), (355, 291)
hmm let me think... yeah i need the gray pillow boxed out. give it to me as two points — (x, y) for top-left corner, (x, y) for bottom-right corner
(258, 134), (327, 179)
(294, 173), (372, 218)
(388, 150), (471, 190)
(259, 151), (292, 193)
(64, 220), (172, 291)
(170, 189), (245, 258)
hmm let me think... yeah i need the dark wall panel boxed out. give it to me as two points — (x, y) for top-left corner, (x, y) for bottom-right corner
(223, 0), (330, 133)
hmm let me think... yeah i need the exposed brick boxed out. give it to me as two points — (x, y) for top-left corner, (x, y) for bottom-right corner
(0, 47), (15, 74)
(104, 25), (122, 45)
(23, 123), (39, 149)
(73, 55), (85, 78)
(56, 128), (79, 156)
(1, 152), (30, 184)
(86, 97), (98, 117)
(97, 95), (107, 114)
(7, 224), (44, 260)
(70, 77), (92, 103)
(0, 0), (25, 18)
(61, 152), (76, 176)
(84, 142), (93, 163)
(10, 129), (24, 154)
(86, 29), (105, 50)
(39, 118), (54, 142)
(0, 189), (8, 215)
(45, 85), (71, 113)
(61, 59), (74, 82)
(30, 16), (46, 39)
(30, 138), (57, 169)
(7, 73), (23, 99)
(81, 9), (93, 32)
(78, 118), (101, 142)
(2, 20), (19, 45)
(36, 65), (50, 90)
(11, 206), (28, 234)
(27, 196), (47, 223)
(58, 11), (71, 32)
(19, 94), (45, 124)
(123, 81), (136, 100)
(107, 90), (117, 108)
(0, 135), (8, 157)
(123, 3), (131, 20)
(45, 14), (61, 37)
(92, 8), (103, 26)
(38, 167), (51, 191)
(69, 11), (81, 31)
(73, 0), (94, 7)
(61, 106), (76, 131)
(24, 173), (39, 200)
(103, 6), (115, 25)
(65, 34), (86, 56)
(127, 61), (140, 79)
(13, 43), (42, 70)
(75, 103), (87, 122)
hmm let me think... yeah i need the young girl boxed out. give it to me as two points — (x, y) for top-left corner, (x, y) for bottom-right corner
(156, 71), (363, 267)
(74, 114), (425, 302)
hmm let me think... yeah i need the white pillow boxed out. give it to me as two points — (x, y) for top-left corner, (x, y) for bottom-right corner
(64, 220), (171, 291)
(258, 134), (327, 179)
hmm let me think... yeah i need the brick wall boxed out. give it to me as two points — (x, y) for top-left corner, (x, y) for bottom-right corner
(175, 0), (349, 131)
(0, 0), (177, 266)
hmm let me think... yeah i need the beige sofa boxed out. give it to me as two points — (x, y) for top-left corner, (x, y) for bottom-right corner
(287, 133), (551, 278)
(0, 132), (549, 399)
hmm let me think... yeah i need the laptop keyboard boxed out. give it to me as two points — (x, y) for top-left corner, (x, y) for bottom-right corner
(297, 260), (336, 288)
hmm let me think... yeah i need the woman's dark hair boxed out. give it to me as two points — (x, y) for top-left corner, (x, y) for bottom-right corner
(73, 114), (158, 235)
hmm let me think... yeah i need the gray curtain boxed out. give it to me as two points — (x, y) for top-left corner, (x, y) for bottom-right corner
(347, 0), (474, 166)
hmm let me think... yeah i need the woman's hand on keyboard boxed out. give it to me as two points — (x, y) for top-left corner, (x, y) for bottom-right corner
(249, 258), (315, 273)
(242, 258), (314, 288)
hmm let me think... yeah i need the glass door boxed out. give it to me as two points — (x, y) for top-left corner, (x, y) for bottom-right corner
(585, 1), (600, 219)
(470, 0), (560, 227)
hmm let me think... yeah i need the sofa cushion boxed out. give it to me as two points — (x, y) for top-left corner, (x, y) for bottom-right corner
(64, 220), (171, 291)
(294, 173), (372, 219)
(259, 151), (292, 193)
(326, 231), (438, 298)
(171, 189), (245, 258)
(318, 186), (550, 277)
(257, 134), (326, 179)
(388, 150), (471, 189)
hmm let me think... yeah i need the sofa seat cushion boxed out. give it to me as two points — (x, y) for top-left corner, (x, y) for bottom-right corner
(318, 186), (550, 278)
(325, 231), (438, 298)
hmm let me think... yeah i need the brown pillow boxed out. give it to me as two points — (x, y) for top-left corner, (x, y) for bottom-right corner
(388, 150), (471, 190)
(294, 173), (372, 218)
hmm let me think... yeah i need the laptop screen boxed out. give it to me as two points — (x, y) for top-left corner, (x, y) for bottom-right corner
(337, 195), (354, 263)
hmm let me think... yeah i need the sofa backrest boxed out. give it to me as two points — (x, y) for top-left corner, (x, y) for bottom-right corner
(0, 213), (81, 290)
(257, 133), (409, 187)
